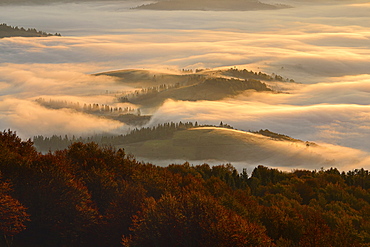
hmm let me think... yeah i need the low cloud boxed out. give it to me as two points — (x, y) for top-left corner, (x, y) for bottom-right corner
(0, 63), (131, 138)
(0, 98), (124, 139)
(0, 63), (133, 98)
(0, 24), (369, 82)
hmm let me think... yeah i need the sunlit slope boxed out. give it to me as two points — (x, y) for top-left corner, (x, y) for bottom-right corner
(120, 127), (345, 167)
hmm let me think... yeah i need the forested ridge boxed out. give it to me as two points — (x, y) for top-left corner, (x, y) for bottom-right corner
(0, 23), (61, 38)
(2, 130), (370, 246)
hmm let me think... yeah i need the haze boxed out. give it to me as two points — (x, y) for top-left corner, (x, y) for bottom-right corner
(0, 0), (370, 170)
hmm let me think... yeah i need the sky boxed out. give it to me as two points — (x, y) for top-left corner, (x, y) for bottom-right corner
(0, 0), (370, 170)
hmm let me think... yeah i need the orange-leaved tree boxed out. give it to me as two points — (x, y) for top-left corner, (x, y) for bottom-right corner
(123, 190), (272, 247)
(0, 177), (29, 246)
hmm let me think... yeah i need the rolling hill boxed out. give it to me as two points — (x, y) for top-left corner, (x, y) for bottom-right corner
(33, 123), (365, 170)
(119, 127), (328, 166)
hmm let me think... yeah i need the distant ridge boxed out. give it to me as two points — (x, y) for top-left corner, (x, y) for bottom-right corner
(134, 0), (291, 11)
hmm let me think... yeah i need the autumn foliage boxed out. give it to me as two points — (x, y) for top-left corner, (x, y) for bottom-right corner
(0, 130), (370, 246)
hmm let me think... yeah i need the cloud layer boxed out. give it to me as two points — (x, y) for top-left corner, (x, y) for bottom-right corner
(0, 0), (369, 169)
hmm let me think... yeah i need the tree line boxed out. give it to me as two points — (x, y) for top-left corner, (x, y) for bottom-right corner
(33, 122), (201, 152)
(224, 68), (295, 83)
(35, 98), (149, 125)
(118, 83), (181, 103)
(0, 23), (61, 38)
(35, 98), (138, 116)
(117, 73), (206, 104)
(33, 122), (236, 152)
(1, 129), (370, 246)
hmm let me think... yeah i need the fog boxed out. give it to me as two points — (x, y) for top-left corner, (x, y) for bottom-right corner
(0, 0), (370, 169)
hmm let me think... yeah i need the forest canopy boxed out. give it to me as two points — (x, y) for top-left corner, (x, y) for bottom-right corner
(1, 129), (370, 246)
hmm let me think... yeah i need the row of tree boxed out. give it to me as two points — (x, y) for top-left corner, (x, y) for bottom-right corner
(35, 98), (138, 115)
(1, 129), (370, 246)
(33, 122), (237, 152)
(0, 23), (61, 38)
(33, 123), (317, 153)
(118, 83), (181, 103)
(33, 122), (200, 152)
(253, 129), (317, 146)
(224, 68), (295, 82)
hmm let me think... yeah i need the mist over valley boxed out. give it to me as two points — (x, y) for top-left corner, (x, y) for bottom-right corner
(0, 0), (370, 171)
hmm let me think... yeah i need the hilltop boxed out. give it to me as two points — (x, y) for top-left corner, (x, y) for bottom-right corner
(119, 126), (330, 166)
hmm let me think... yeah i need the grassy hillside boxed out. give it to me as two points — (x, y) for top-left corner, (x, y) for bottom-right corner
(119, 127), (333, 167)
(34, 123), (348, 168)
